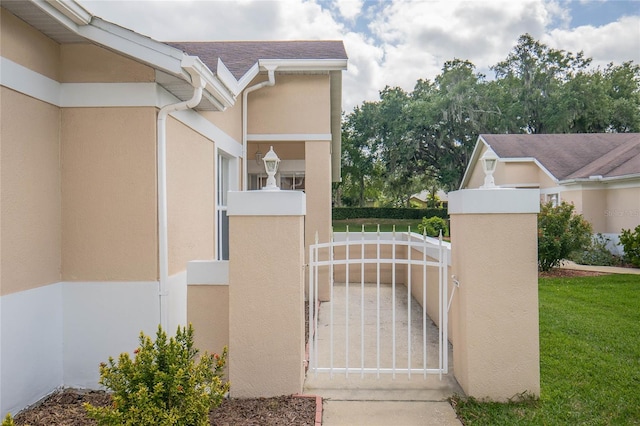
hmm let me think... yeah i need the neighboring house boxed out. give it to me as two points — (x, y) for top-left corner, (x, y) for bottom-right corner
(410, 189), (448, 208)
(0, 0), (346, 415)
(461, 133), (640, 252)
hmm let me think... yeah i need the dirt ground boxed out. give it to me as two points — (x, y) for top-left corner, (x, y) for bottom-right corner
(538, 268), (606, 278)
(12, 388), (317, 426)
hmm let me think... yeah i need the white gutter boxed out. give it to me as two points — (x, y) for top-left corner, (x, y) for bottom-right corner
(242, 65), (277, 190)
(156, 68), (206, 330)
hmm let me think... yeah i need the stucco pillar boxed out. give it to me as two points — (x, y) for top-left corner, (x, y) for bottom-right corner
(227, 190), (306, 398)
(448, 188), (540, 401)
(305, 140), (332, 301)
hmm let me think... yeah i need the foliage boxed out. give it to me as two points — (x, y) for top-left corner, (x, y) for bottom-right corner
(336, 104), (385, 207)
(332, 220), (423, 233)
(452, 274), (640, 424)
(332, 207), (447, 221)
(619, 225), (640, 267)
(1, 414), (15, 426)
(417, 216), (449, 237)
(537, 201), (592, 271)
(569, 233), (621, 266)
(337, 33), (640, 206)
(84, 324), (229, 426)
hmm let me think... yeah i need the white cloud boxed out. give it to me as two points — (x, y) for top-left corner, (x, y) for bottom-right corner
(544, 16), (640, 69)
(78, 0), (640, 112)
(334, 0), (363, 21)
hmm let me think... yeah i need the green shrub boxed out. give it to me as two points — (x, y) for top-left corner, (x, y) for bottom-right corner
(85, 324), (229, 426)
(619, 225), (640, 267)
(417, 216), (449, 237)
(2, 414), (15, 426)
(538, 201), (592, 272)
(332, 207), (448, 221)
(569, 233), (621, 266)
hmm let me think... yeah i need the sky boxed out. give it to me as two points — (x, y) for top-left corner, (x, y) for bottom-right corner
(77, 0), (640, 112)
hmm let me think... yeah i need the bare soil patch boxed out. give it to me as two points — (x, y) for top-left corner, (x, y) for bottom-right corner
(13, 388), (316, 426)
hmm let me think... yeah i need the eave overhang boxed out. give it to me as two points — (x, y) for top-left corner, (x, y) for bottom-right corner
(4, 0), (235, 111)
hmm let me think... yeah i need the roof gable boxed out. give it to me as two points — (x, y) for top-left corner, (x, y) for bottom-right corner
(166, 40), (348, 80)
(480, 133), (640, 181)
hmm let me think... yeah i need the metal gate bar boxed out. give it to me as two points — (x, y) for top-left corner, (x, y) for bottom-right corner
(308, 227), (448, 379)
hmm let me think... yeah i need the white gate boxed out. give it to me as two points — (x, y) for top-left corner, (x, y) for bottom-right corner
(308, 228), (450, 379)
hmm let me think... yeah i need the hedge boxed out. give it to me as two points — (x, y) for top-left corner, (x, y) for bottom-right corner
(332, 207), (448, 220)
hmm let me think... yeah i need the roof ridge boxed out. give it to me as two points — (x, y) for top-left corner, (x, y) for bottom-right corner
(567, 136), (640, 179)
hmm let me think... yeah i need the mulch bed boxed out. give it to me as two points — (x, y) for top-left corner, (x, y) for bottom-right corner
(13, 388), (317, 426)
(539, 268), (606, 278)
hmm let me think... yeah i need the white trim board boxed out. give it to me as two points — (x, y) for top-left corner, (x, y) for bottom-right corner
(0, 279), (178, 415)
(448, 188), (541, 214)
(247, 133), (331, 142)
(227, 190), (306, 216)
(1, 283), (64, 416)
(0, 57), (242, 158)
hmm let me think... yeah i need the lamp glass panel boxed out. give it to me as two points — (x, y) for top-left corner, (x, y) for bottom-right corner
(484, 158), (496, 173)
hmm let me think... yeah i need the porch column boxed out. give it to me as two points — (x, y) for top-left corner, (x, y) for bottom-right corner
(305, 140), (332, 301)
(448, 188), (540, 401)
(227, 190), (306, 398)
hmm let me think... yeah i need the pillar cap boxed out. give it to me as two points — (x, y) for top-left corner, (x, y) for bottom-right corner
(448, 188), (540, 214)
(228, 190), (306, 216)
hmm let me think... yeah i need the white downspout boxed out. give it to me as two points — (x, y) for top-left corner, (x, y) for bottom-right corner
(157, 75), (206, 330)
(242, 66), (276, 190)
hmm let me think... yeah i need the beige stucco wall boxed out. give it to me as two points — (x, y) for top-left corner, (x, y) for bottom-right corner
(466, 145), (556, 190)
(187, 285), (229, 354)
(249, 141), (305, 161)
(305, 140), (332, 299)
(228, 213), (305, 397)
(409, 251), (450, 336)
(166, 118), (215, 275)
(61, 107), (158, 281)
(247, 74), (331, 135)
(564, 185), (640, 234)
(1, 7), (61, 81)
(606, 186), (640, 233)
(332, 243), (406, 285)
(202, 104), (243, 143)
(450, 211), (540, 400)
(1, 88), (61, 295)
(580, 188), (607, 233)
(59, 44), (155, 83)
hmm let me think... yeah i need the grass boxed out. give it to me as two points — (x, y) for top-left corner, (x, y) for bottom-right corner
(332, 219), (423, 233)
(451, 274), (640, 425)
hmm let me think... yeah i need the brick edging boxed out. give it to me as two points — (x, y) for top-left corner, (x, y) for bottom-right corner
(293, 394), (323, 426)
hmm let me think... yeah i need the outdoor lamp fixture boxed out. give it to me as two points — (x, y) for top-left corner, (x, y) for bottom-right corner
(262, 146), (281, 191)
(480, 148), (498, 188)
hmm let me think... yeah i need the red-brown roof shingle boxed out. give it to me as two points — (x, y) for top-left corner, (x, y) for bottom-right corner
(480, 133), (640, 181)
(167, 40), (348, 79)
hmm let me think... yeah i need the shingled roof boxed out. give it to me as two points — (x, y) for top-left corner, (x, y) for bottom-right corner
(480, 133), (640, 181)
(166, 40), (348, 80)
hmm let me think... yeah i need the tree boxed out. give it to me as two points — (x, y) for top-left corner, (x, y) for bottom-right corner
(338, 103), (383, 206)
(376, 86), (431, 206)
(491, 33), (591, 134)
(338, 34), (640, 207)
(604, 61), (640, 132)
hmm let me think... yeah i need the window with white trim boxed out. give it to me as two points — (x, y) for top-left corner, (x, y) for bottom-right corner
(217, 154), (229, 260)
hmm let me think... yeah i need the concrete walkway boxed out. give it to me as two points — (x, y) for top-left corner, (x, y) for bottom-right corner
(304, 283), (462, 425)
(560, 260), (640, 275)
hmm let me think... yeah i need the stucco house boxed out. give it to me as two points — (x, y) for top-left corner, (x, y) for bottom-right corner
(0, 0), (346, 415)
(462, 133), (640, 252)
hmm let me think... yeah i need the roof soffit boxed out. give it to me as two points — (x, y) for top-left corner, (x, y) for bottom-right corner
(3, 0), (232, 111)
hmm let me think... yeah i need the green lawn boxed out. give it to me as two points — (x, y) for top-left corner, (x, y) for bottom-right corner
(452, 274), (640, 425)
